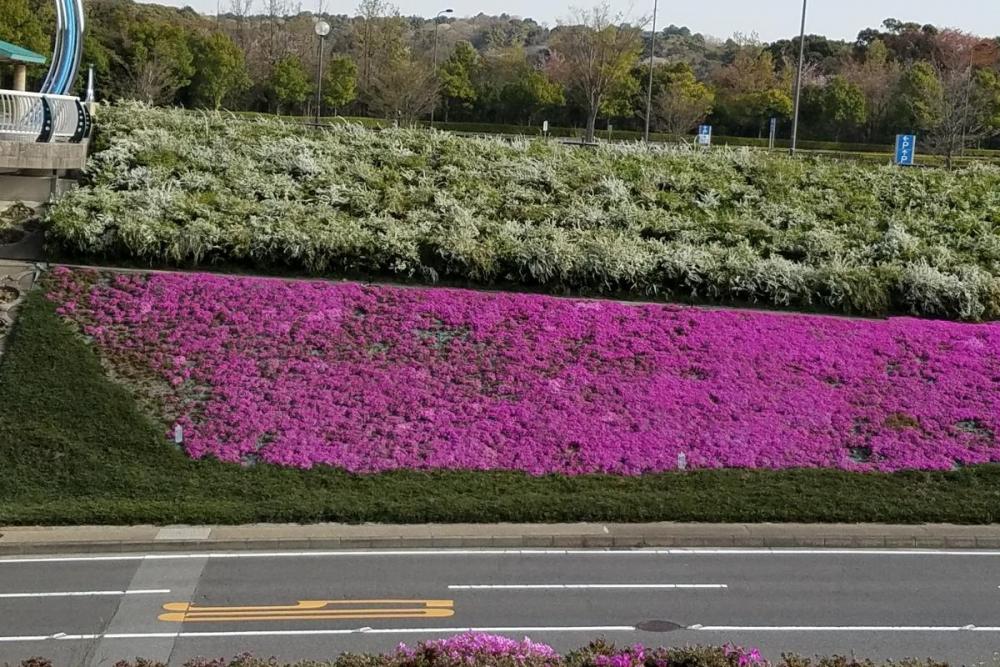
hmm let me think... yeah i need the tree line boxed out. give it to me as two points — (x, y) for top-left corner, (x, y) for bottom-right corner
(2, 0), (999, 153)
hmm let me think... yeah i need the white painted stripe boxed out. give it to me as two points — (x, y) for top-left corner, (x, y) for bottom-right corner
(1, 548), (998, 564)
(0, 589), (169, 599)
(448, 584), (727, 590)
(0, 626), (636, 642)
(692, 626), (1000, 632)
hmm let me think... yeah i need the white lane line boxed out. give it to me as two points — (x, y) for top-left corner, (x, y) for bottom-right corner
(691, 626), (997, 632)
(0, 589), (170, 599)
(0, 626), (636, 642)
(449, 584), (728, 590)
(1, 549), (999, 564)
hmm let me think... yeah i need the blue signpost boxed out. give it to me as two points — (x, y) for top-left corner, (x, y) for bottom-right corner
(895, 134), (916, 166)
(697, 125), (712, 147)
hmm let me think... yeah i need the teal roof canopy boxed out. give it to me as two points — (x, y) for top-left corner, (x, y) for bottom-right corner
(0, 39), (47, 65)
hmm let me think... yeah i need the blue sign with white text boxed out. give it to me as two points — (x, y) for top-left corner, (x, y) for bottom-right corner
(697, 125), (712, 147)
(895, 134), (916, 166)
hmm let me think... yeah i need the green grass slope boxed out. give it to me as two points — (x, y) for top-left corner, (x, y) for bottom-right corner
(2, 290), (1000, 525)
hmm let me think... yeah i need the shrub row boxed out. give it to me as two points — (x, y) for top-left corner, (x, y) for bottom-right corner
(47, 105), (1000, 320)
(243, 111), (1000, 158)
(12, 636), (953, 667)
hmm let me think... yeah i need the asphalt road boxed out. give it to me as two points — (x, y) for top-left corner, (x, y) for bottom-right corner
(1, 548), (1000, 666)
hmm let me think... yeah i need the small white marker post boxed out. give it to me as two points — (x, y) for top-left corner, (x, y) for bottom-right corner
(542, 120), (549, 138)
(677, 452), (687, 471)
(173, 425), (183, 445)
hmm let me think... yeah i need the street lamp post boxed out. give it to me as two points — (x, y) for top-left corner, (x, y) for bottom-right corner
(314, 19), (331, 125)
(430, 8), (454, 127)
(790, 0), (808, 155)
(643, 0), (658, 143)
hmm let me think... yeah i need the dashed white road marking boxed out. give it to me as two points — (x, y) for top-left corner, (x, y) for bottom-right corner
(0, 589), (170, 598)
(692, 626), (1000, 632)
(0, 626), (637, 642)
(448, 584), (728, 589)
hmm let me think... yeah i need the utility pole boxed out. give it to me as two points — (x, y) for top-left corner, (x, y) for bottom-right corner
(314, 20), (330, 125)
(790, 0), (808, 155)
(643, 0), (658, 143)
(430, 8), (454, 127)
(960, 43), (982, 157)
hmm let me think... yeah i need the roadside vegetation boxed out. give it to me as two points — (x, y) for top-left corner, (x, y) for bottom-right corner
(18, 632), (959, 667)
(45, 269), (1000, 475)
(47, 106), (1000, 321)
(3, 287), (1000, 525)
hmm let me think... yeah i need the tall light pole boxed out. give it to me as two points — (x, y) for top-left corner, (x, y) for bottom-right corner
(789, 0), (807, 155)
(314, 19), (331, 125)
(643, 0), (658, 143)
(430, 8), (454, 127)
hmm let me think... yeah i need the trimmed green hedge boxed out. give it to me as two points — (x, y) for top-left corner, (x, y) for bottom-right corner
(230, 110), (1000, 158)
(3, 289), (1000, 526)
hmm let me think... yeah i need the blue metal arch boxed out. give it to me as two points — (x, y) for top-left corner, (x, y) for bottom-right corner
(40, 0), (84, 96)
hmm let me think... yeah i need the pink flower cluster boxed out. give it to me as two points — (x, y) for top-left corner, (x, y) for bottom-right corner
(398, 633), (560, 664)
(723, 645), (766, 667)
(588, 643), (765, 667)
(592, 645), (648, 667)
(47, 268), (1000, 474)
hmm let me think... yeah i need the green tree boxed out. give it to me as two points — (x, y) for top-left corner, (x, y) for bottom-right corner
(802, 76), (866, 140)
(123, 20), (196, 104)
(438, 40), (478, 121)
(0, 0), (47, 54)
(267, 55), (311, 115)
(548, 4), (642, 142)
(189, 32), (251, 110)
(712, 48), (792, 136)
(322, 56), (358, 115)
(895, 60), (943, 132)
(844, 39), (901, 141)
(974, 68), (1000, 136)
(645, 62), (715, 135)
(0, 0), (48, 89)
(500, 67), (563, 125)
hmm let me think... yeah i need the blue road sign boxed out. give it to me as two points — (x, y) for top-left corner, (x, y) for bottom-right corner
(895, 134), (916, 166)
(697, 125), (712, 147)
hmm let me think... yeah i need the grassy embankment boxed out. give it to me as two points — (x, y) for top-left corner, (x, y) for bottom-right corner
(2, 290), (999, 525)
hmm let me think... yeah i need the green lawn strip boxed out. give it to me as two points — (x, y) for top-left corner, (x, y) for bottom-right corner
(2, 291), (1000, 525)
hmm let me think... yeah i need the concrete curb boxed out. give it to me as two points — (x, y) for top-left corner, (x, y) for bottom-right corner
(2, 523), (1000, 555)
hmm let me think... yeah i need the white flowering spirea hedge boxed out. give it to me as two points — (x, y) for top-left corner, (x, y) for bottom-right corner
(47, 103), (1000, 320)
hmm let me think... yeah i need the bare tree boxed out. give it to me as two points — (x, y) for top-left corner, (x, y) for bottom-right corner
(229, 0), (256, 50)
(366, 58), (438, 125)
(925, 65), (990, 169)
(653, 85), (713, 136)
(354, 0), (389, 90)
(127, 54), (186, 104)
(264, 0), (294, 64)
(843, 39), (901, 141)
(547, 4), (643, 143)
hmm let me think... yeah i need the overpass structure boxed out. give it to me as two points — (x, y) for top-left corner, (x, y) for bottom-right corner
(1, 0), (91, 146)
(0, 0), (90, 189)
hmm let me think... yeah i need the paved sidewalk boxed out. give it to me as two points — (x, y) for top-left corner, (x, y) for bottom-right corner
(2, 523), (1000, 554)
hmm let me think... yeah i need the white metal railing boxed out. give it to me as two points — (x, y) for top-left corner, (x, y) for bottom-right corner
(0, 89), (91, 143)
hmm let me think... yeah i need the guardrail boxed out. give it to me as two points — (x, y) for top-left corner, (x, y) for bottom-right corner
(0, 89), (92, 143)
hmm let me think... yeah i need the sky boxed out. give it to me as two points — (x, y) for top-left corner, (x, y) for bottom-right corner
(141, 0), (1000, 41)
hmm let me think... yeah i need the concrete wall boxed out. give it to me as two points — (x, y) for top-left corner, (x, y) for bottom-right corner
(0, 141), (87, 171)
(0, 173), (78, 202)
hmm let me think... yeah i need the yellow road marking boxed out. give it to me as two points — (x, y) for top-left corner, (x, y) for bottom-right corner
(159, 599), (455, 623)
